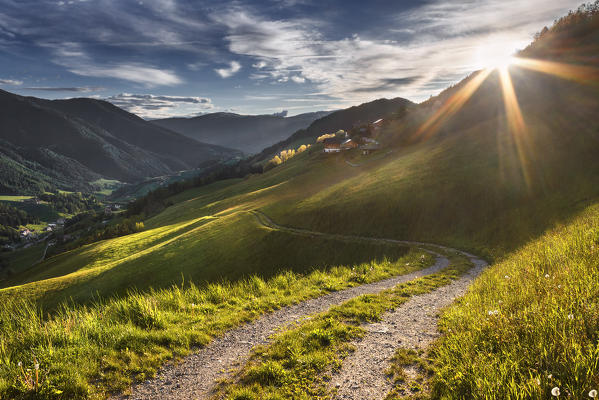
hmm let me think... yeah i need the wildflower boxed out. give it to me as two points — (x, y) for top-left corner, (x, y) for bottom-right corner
(488, 310), (499, 316)
(552, 387), (560, 396)
(589, 389), (597, 398)
(545, 274), (550, 278)
(17, 361), (22, 367)
(535, 378), (540, 385)
(557, 285), (561, 289)
(548, 374), (553, 379)
(568, 314), (574, 320)
(504, 275), (510, 279)
(34, 363), (39, 370)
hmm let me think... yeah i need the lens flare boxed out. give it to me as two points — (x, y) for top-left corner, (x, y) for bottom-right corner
(415, 68), (492, 139)
(498, 68), (533, 193)
(512, 57), (599, 85)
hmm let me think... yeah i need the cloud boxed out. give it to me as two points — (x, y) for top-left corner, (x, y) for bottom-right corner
(70, 63), (182, 86)
(352, 77), (422, 93)
(0, 78), (23, 85)
(105, 93), (214, 119)
(215, 61), (241, 78)
(24, 86), (103, 92)
(291, 75), (305, 83)
(214, 0), (582, 102)
(40, 42), (184, 87)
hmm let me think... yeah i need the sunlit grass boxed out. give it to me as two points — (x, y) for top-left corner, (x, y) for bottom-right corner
(431, 204), (599, 398)
(0, 250), (430, 399)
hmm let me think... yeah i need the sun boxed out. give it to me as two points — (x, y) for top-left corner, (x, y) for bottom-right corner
(489, 54), (516, 70)
(474, 38), (522, 70)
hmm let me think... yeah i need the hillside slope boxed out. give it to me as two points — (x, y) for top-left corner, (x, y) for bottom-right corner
(152, 111), (331, 154)
(0, 90), (241, 194)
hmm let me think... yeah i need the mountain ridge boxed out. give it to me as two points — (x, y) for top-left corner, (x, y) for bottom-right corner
(152, 110), (332, 154)
(0, 89), (242, 194)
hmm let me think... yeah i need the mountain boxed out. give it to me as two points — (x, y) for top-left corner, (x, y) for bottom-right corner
(250, 97), (413, 162)
(152, 111), (331, 154)
(0, 90), (241, 194)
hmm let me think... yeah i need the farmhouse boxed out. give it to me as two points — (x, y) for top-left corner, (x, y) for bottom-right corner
(323, 137), (343, 153)
(340, 138), (358, 150)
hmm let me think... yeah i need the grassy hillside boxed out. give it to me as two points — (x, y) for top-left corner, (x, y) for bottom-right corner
(431, 203), (599, 398)
(1, 5), (598, 398)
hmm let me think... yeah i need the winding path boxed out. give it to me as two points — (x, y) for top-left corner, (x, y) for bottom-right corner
(114, 211), (486, 400)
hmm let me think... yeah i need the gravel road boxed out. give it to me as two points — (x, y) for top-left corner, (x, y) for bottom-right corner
(331, 255), (488, 400)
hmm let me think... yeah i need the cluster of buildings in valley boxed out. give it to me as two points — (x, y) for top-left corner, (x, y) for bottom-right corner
(322, 119), (384, 155)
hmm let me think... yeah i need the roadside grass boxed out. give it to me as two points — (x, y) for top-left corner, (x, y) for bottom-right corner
(212, 251), (472, 400)
(0, 249), (431, 400)
(1, 212), (413, 308)
(430, 203), (599, 399)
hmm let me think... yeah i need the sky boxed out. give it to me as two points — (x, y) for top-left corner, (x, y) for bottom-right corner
(0, 0), (584, 119)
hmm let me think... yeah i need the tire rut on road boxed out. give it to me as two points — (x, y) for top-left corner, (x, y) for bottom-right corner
(331, 255), (488, 400)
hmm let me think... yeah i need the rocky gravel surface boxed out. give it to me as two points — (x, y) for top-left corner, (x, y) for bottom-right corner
(114, 252), (449, 400)
(331, 255), (488, 400)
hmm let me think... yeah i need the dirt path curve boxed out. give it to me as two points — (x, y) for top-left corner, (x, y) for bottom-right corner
(113, 211), (476, 400)
(331, 257), (488, 400)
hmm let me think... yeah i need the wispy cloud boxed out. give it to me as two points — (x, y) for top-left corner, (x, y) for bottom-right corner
(105, 93), (214, 119)
(0, 78), (22, 85)
(70, 63), (182, 87)
(215, 61), (241, 78)
(24, 86), (103, 92)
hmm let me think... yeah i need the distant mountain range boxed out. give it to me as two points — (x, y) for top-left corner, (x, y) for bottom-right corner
(152, 111), (331, 154)
(0, 90), (241, 194)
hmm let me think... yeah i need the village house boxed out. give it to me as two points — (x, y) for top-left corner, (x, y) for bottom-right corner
(360, 140), (381, 155)
(340, 138), (358, 150)
(323, 137), (343, 153)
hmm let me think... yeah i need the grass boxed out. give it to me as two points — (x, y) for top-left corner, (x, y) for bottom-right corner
(384, 348), (434, 400)
(1, 212), (412, 308)
(428, 203), (599, 399)
(0, 243), (46, 281)
(212, 250), (472, 400)
(0, 196), (34, 202)
(0, 249), (431, 399)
